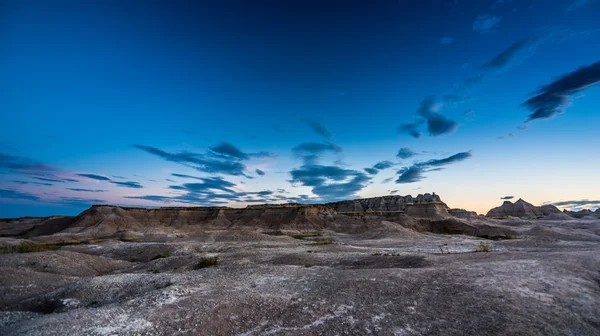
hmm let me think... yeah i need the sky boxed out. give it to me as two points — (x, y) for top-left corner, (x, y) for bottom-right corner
(1, 0), (600, 218)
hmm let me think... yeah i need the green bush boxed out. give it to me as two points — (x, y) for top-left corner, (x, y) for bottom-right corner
(475, 241), (492, 252)
(194, 256), (218, 269)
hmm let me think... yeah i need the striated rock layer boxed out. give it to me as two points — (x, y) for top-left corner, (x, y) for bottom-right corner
(486, 199), (561, 218)
(0, 193), (519, 240)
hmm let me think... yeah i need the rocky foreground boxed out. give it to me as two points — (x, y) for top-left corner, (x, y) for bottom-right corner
(1, 195), (599, 335)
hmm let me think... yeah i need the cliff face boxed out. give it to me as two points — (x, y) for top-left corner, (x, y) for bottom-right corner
(1, 194), (458, 239)
(486, 199), (561, 218)
(326, 193), (444, 213)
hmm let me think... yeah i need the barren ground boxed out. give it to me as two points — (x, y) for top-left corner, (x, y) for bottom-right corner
(1, 218), (599, 335)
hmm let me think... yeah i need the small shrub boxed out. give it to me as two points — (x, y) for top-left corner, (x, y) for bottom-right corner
(475, 241), (492, 252)
(151, 252), (170, 260)
(288, 233), (322, 239)
(194, 256), (218, 269)
(311, 238), (333, 245)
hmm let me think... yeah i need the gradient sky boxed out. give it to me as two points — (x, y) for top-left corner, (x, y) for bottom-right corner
(1, 0), (600, 218)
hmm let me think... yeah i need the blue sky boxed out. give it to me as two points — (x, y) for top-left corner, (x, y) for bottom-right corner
(1, 0), (600, 217)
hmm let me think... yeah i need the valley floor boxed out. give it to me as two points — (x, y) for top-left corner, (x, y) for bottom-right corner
(1, 219), (600, 335)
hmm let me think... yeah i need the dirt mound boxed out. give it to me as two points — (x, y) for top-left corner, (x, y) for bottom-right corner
(357, 221), (427, 240)
(211, 230), (290, 242)
(543, 213), (575, 221)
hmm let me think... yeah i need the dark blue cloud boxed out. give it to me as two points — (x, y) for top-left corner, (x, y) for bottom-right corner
(292, 142), (342, 164)
(110, 181), (143, 189)
(134, 144), (248, 176)
(396, 151), (472, 184)
(165, 179), (176, 182)
(169, 176), (237, 194)
(522, 60), (600, 122)
(420, 151), (472, 167)
(389, 189), (399, 195)
(0, 153), (54, 172)
(397, 120), (424, 138)
(112, 175), (127, 179)
(77, 173), (111, 181)
(32, 176), (78, 183)
(60, 196), (106, 205)
(500, 196), (514, 200)
(396, 148), (417, 159)
(303, 119), (333, 140)
(547, 199), (600, 208)
(0, 189), (40, 201)
(481, 37), (538, 71)
(208, 142), (274, 160)
(289, 164), (371, 201)
(255, 169), (265, 176)
(364, 167), (378, 175)
(67, 188), (108, 193)
(396, 166), (425, 184)
(11, 180), (53, 186)
(171, 173), (203, 180)
(417, 96), (459, 136)
(373, 161), (394, 170)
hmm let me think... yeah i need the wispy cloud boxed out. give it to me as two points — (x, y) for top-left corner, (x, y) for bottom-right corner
(76, 173), (111, 181)
(396, 148), (417, 159)
(289, 164), (371, 202)
(134, 144), (249, 176)
(500, 196), (514, 200)
(67, 188), (108, 193)
(11, 180), (53, 186)
(565, 0), (598, 12)
(255, 169), (265, 176)
(397, 120), (424, 138)
(373, 161), (395, 170)
(396, 151), (472, 184)
(0, 189), (40, 202)
(522, 60), (600, 123)
(292, 142), (342, 165)
(110, 181), (143, 189)
(303, 119), (333, 140)
(208, 142), (274, 161)
(547, 199), (600, 211)
(440, 36), (454, 45)
(472, 14), (501, 34)
(481, 37), (540, 72)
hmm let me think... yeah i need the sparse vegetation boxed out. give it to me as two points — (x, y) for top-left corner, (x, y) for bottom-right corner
(151, 252), (170, 260)
(475, 241), (492, 252)
(311, 238), (333, 245)
(194, 256), (219, 269)
(373, 251), (400, 256)
(0, 240), (85, 254)
(288, 232), (322, 239)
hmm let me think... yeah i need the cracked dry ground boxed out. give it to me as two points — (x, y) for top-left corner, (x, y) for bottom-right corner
(1, 223), (600, 336)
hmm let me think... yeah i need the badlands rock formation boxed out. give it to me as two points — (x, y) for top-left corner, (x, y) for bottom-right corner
(486, 199), (561, 218)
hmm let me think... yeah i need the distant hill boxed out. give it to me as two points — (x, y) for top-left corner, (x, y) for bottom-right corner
(486, 199), (561, 218)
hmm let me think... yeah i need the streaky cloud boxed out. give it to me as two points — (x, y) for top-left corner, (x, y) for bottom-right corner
(522, 60), (600, 122)
(0, 189), (40, 201)
(76, 173), (111, 181)
(303, 119), (333, 140)
(255, 169), (265, 176)
(67, 188), (108, 193)
(396, 151), (472, 184)
(500, 196), (514, 200)
(110, 181), (143, 189)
